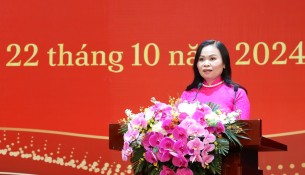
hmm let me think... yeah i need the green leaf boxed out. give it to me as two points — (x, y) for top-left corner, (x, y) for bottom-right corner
(216, 138), (229, 155)
(133, 159), (144, 175)
(130, 147), (146, 174)
(236, 134), (251, 140)
(209, 154), (222, 175)
(119, 122), (128, 134)
(206, 102), (220, 111)
(224, 121), (251, 148)
(224, 129), (242, 147)
(188, 162), (206, 175)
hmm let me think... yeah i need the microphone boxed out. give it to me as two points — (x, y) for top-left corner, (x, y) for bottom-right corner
(193, 82), (203, 101)
(233, 85), (239, 110)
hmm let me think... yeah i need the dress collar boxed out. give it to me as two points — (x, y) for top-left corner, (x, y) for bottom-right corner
(202, 77), (224, 88)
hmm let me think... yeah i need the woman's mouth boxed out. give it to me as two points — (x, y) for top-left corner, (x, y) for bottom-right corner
(203, 69), (212, 73)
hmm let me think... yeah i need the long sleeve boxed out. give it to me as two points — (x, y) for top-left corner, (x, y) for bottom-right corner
(235, 88), (250, 120)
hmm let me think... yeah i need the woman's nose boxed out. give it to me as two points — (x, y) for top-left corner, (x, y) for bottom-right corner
(203, 60), (210, 66)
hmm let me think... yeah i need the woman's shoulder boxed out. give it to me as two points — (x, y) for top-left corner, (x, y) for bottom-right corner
(225, 83), (248, 99)
(180, 88), (197, 100)
(224, 81), (247, 93)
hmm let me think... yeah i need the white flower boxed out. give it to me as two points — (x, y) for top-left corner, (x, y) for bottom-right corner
(218, 113), (228, 124)
(227, 111), (239, 123)
(150, 97), (157, 103)
(125, 109), (133, 118)
(178, 101), (198, 116)
(135, 132), (144, 145)
(144, 108), (154, 121)
(205, 112), (219, 126)
(151, 122), (167, 135)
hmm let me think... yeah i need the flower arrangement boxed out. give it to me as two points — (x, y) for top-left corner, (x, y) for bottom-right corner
(120, 97), (248, 175)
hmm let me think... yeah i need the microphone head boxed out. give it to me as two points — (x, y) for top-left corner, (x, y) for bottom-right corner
(198, 82), (203, 89)
(234, 85), (239, 92)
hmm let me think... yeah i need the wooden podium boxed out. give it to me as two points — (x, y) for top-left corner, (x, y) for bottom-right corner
(109, 120), (287, 175)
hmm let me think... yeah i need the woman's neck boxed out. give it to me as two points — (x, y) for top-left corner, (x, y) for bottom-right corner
(204, 77), (222, 86)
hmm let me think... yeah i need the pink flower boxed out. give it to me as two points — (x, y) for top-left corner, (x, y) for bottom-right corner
(172, 154), (188, 167)
(142, 132), (153, 150)
(189, 150), (202, 163)
(176, 168), (193, 175)
(173, 140), (189, 156)
(178, 112), (188, 121)
(159, 137), (175, 151)
(192, 104), (211, 125)
(160, 165), (175, 175)
(200, 104), (212, 113)
(215, 122), (225, 134)
(149, 132), (164, 147)
(187, 123), (206, 137)
(121, 142), (133, 161)
(205, 126), (216, 133)
(155, 111), (171, 121)
(187, 137), (205, 151)
(157, 149), (172, 162)
(203, 143), (215, 152)
(192, 109), (207, 126)
(152, 102), (172, 112)
(123, 128), (139, 143)
(203, 133), (216, 144)
(130, 113), (147, 129)
(179, 118), (197, 130)
(201, 151), (214, 165)
(162, 119), (176, 133)
(172, 126), (187, 142)
(153, 102), (172, 121)
(158, 138), (175, 161)
(144, 149), (158, 164)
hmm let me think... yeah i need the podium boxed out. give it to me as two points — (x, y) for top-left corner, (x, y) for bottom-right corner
(109, 120), (287, 175)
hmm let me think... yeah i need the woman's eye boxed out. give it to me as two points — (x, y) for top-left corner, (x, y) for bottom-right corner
(199, 57), (204, 61)
(210, 57), (216, 61)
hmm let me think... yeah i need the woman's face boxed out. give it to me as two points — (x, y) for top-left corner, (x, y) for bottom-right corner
(197, 45), (225, 85)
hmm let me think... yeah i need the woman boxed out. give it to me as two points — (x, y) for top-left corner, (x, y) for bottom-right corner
(181, 40), (250, 119)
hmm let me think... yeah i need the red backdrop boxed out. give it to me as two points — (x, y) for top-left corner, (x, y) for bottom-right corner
(1, 0), (304, 174)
